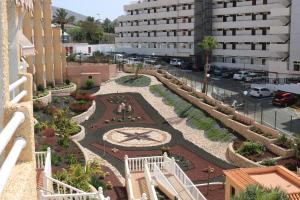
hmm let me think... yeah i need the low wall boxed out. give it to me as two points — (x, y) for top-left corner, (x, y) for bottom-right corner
(33, 91), (52, 105)
(268, 144), (296, 158)
(69, 125), (86, 142)
(227, 143), (262, 168)
(71, 100), (96, 124)
(51, 83), (77, 96)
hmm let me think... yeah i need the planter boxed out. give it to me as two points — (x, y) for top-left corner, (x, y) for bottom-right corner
(227, 118), (250, 136)
(33, 91), (52, 105)
(227, 143), (262, 168)
(50, 83), (77, 96)
(268, 143), (296, 158)
(211, 109), (233, 127)
(71, 100), (96, 124)
(245, 129), (277, 146)
(69, 125), (86, 142)
(252, 123), (281, 139)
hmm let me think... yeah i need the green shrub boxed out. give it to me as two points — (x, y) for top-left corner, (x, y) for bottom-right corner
(65, 79), (70, 85)
(85, 79), (95, 90)
(276, 135), (294, 149)
(52, 152), (62, 166)
(47, 82), (54, 88)
(261, 158), (277, 166)
(58, 136), (70, 148)
(66, 154), (78, 165)
(237, 141), (266, 157)
(115, 75), (151, 87)
(37, 84), (45, 92)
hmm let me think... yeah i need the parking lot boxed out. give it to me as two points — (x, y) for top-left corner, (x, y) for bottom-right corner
(160, 65), (300, 136)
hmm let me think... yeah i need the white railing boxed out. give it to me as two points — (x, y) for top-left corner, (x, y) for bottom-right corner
(152, 164), (179, 199)
(38, 148), (110, 200)
(0, 110), (26, 194)
(125, 155), (135, 200)
(9, 76), (28, 105)
(171, 160), (206, 200)
(0, 137), (27, 194)
(127, 155), (165, 172)
(144, 162), (158, 200)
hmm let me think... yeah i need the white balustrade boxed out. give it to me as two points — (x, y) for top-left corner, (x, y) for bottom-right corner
(171, 159), (206, 200)
(152, 164), (179, 198)
(144, 162), (158, 200)
(0, 137), (27, 194)
(35, 151), (47, 169)
(9, 75), (28, 105)
(127, 155), (165, 172)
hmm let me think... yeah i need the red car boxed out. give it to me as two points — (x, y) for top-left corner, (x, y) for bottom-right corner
(272, 92), (298, 107)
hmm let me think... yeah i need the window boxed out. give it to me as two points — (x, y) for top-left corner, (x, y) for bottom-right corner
(262, 28), (267, 35)
(88, 76), (93, 79)
(223, 30), (227, 36)
(263, 0), (267, 4)
(251, 43), (255, 50)
(262, 43), (266, 50)
(252, 14), (256, 20)
(252, 29), (256, 35)
(223, 43), (226, 49)
(252, 0), (256, 5)
(294, 61), (300, 71)
(262, 59), (266, 65)
(262, 14), (267, 20)
(232, 43), (236, 50)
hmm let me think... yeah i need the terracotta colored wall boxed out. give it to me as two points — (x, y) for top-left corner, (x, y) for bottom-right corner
(67, 63), (117, 87)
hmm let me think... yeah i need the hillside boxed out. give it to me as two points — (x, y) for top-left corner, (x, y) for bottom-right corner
(52, 6), (87, 22)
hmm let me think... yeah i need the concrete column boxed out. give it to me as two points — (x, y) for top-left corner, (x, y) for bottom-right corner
(22, 12), (35, 81)
(53, 27), (63, 84)
(7, 1), (20, 85)
(61, 47), (67, 80)
(0, 0), (9, 133)
(33, 0), (46, 88)
(43, 0), (55, 85)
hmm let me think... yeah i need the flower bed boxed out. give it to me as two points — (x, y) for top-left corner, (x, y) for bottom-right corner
(50, 83), (77, 96)
(71, 100), (96, 124)
(115, 75), (151, 87)
(249, 126), (277, 139)
(233, 140), (277, 163)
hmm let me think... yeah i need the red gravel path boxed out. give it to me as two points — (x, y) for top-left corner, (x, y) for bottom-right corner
(92, 143), (224, 181)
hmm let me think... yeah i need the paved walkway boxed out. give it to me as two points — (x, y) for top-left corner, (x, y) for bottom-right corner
(131, 172), (150, 199)
(165, 174), (193, 200)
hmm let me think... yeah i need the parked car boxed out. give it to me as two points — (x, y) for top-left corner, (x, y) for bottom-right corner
(245, 73), (267, 83)
(272, 92), (298, 107)
(75, 53), (91, 61)
(128, 57), (141, 65)
(250, 86), (272, 98)
(213, 67), (228, 76)
(222, 69), (239, 79)
(233, 71), (250, 80)
(170, 59), (183, 66)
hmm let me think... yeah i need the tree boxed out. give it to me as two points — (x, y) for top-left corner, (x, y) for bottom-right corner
(198, 36), (218, 93)
(232, 185), (289, 200)
(79, 17), (103, 44)
(102, 18), (115, 33)
(53, 8), (75, 43)
(134, 63), (143, 79)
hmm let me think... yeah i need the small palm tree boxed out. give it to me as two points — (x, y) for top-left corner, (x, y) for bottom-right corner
(198, 36), (218, 93)
(53, 8), (75, 42)
(134, 63), (143, 79)
(232, 184), (289, 200)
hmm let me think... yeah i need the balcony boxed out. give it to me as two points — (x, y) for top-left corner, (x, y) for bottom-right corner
(270, 8), (290, 17)
(115, 36), (194, 43)
(115, 22), (194, 32)
(270, 26), (290, 34)
(269, 44), (289, 53)
(116, 47), (194, 57)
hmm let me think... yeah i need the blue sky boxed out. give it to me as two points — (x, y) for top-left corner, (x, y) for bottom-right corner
(52, 0), (131, 20)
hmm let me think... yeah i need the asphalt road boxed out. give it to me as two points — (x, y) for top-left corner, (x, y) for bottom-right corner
(161, 65), (300, 136)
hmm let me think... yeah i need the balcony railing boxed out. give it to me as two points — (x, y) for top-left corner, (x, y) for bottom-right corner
(0, 74), (31, 195)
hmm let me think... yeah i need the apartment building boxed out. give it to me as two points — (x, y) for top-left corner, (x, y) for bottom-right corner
(211, 0), (300, 79)
(115, 0), (195, 59)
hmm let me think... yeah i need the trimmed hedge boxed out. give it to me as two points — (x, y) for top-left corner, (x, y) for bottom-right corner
(115, 75), (151, 87)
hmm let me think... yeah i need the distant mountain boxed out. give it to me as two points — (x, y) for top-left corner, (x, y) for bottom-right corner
(52, 6), (87, 22)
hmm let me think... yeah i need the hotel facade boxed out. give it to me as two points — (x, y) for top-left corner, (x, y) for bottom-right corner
(115, 0), (300, 79)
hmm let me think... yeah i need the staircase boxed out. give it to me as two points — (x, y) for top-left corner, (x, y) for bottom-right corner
(35, 148), (110, 200)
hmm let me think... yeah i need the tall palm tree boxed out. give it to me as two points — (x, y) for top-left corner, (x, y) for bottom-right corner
(232, 184), (289, 200)
(198, 36), (218, 93)
(53, 8), (75, 42)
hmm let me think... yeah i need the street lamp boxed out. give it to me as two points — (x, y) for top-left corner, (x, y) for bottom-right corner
(206, 74), (210, 95)
(243, 91), (248, 115)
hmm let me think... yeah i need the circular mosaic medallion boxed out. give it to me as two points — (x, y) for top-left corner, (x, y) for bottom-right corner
(103, 127), (171, 147)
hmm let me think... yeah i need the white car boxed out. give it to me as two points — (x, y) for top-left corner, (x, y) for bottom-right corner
(250, 86), (272, 98)
(233, 71), (249, 80)
(128, 58), (140, 65)
(75, 53), (91, 61)
(245, 73), (267, 83)
(170, 59), (182, 66)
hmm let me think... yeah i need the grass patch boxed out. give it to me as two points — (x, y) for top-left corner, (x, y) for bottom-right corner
(115, 75), (151, 87)
(150, 84), (235, 142)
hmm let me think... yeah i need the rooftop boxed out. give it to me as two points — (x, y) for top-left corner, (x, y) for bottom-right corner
(224, 166), (300, 200)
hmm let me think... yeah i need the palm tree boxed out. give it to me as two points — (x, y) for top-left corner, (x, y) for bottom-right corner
(134, 63), (143, 79)
(232, 185), (289, 200)
(198, 36), (218, 93)
(53, 8), (75, 42)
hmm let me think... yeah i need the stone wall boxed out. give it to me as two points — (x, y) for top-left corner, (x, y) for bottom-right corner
(50, 83), (77, 96)
(71, 100), (96, 124)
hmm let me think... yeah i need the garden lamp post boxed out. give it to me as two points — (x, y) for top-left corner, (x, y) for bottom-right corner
(206, 74), (210, 95)
(243, 91), (248, 115)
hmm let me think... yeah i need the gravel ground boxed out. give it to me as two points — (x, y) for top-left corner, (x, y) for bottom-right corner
(96, 72), (230, 162)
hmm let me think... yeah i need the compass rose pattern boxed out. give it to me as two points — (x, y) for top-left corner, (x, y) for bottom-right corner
(103, 127), (171, 147)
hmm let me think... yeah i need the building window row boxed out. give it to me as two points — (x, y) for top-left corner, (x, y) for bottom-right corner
(119, 17), (193, 27)
(127, 4), (193, 16)
(118, 30), (193, 37)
